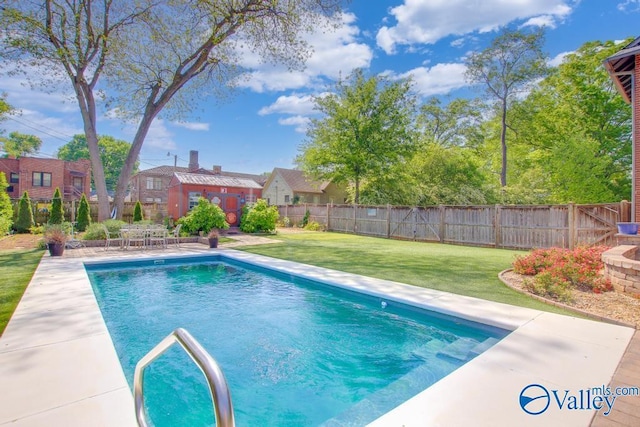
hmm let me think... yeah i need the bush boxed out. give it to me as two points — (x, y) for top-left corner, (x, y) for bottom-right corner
(14, 191), (34, 233)
(0, 172), (12, 235)
(240, 199), (279, 233)
(301, 209), (310, 227)
(133, 201), (144, 222)
(303, 221), (322, 231)
(177, 198), (229, 235)
(513, 245), (612, 299)
(49, 187), (64, 224)
(83, 219), (126, 240)
(76, 193), (91, 232)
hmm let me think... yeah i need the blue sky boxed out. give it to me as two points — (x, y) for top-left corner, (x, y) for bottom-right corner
(1, 0), (639, 176)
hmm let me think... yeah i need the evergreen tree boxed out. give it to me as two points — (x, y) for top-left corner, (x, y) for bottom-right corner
(15, 191), (34, 233)
(76, 193), (91, 232)
(49, 187), (64, 224)
(133, 200), (143, 222)
(0, 172), (13, 235)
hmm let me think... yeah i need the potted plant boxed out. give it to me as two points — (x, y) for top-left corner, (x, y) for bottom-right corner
(44, 224), (68, 256)
(207, 229), (219, 248)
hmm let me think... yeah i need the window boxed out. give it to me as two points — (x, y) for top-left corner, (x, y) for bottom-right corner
(32, 172), (52, 187)
(245, 194), (257, 204)
(146, 177), (163, 190)
(73, 177), (83, 191)
(188, 192), (201, 210)
(284, 195), (290, 204)
(9, 173), (19, 184)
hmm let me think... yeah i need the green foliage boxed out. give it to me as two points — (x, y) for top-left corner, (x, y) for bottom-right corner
(303, 221), (322, 231)
(14, 191), (33, 233)
(48, 187), (64, 224)
(0, 172), (13, 235)
(298, 69), (416, 203)
(240, 199), (279, 233)
(301, 209), (310, 227)
(57, 135), (138, 192)
(177, 198), (229, 235)
(83, 219), (126, 240)
(76, 193), (91, 232)
(133, 200), (143, 222)
(0, 131), (42, 157)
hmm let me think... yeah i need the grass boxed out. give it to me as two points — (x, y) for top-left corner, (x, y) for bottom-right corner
(237, 230), (576, 315)
(0, 249), (43, 336)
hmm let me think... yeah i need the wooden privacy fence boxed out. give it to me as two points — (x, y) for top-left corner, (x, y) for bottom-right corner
(278, 202), (631, 250)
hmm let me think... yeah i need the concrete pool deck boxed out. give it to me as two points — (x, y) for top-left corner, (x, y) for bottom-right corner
(0, 242), (637, 426)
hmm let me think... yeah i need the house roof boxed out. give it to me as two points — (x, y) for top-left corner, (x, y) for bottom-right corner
(270, 168), (329, 194)
(604, 36), (640, 104)
(134, 165), (267, 185)
(172, 172), (263, 189)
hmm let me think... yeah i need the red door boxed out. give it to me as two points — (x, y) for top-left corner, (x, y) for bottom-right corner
(225, 196), (239, 225)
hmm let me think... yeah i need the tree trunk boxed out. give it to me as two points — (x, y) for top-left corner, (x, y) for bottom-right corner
(500, 97), (508, 187)
(354, 176), (360, 204)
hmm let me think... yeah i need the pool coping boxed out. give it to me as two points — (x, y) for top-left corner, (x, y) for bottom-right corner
(0, 248), (635, 426)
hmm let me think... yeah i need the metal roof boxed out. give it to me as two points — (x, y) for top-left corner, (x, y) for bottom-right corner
(173, 172), (263, 189)
(604, 36), (640, 104)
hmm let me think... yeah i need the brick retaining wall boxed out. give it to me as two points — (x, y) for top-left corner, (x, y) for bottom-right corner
(602, 245), (640, 296)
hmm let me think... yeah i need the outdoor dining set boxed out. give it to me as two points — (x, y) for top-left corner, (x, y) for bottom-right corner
(102, 224), (181, 250)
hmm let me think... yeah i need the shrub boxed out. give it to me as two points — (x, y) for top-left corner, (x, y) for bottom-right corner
(133, 200), (144, 222)
(49, 187), (64, 224)
(14, 191), (34, 233)
(303, 221), (322, 231)
(240, 199), (279, 233)
(0, 172), (12, 235)
(76, 193), (91, 232)
(301, 209), (310, 227)
(513, 245), (612, 300)
(177, 197), (229, 235)
(83, 219), (126, 240)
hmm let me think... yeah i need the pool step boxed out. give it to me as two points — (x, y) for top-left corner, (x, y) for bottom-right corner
(469, 337), (500, 356)
(320, 341), (459, 427)
(436, 337), (479, 361)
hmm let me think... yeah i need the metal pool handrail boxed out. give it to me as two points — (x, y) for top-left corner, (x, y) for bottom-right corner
(133, 328), (235, 427)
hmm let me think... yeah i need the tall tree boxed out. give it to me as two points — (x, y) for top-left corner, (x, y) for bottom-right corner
(1, 131), (42, 157)
(298, 69), (416, 203)
(0, 0), (341, 220)
(0, 172), (13, 235)
(57, 134), (137, 192)
(465, 28), (548, 187)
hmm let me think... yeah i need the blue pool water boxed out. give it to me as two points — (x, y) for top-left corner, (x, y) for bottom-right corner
(87, 256), (508, 426)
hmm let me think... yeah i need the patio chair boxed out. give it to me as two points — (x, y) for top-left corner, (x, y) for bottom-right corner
(147, 227), (168, 249)
(166, 224), (182, 248)
(125, 227), (147, 250)
(102, 224), (124, 250)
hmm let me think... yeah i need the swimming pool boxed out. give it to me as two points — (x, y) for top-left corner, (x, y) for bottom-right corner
(86, 255), (508, 426)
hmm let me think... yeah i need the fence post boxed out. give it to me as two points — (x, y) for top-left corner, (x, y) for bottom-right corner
(568, 203), (575, 250)
(326, 203), (331, 231)
(439, 205), (445, 243)
(494, 204), (502, 248)
(387, 204), (391, 238)
(620, 200), (631, 223)
(353, 204), (357, 233)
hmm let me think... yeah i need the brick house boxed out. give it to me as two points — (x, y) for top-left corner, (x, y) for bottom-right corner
(262, 167), (348, 205)
(167, 172), (263, 226)
(130, 150), (267, 204)
(0, 156), (91, 200)
(605, 36), (640, 221)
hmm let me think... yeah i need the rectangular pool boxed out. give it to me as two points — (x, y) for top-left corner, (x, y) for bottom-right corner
(86, 255), (508, 426)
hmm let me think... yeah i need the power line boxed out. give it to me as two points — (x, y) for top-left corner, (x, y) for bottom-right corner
(5, 116), (74, 143)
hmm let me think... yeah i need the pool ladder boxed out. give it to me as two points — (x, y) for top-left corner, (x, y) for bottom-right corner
(133, 328), (235, 427)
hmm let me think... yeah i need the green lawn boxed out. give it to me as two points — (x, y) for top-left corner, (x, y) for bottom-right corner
(237, 231), (574, 315)
(0, 249), (43, 336)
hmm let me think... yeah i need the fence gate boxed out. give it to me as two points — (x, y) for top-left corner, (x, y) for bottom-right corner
(575, 204), (620, 247)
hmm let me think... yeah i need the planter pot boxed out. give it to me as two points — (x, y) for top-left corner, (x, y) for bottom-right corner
(208, 237), (219, 248)
(617, 222), (639, 235)
(47, 242), (65, 256)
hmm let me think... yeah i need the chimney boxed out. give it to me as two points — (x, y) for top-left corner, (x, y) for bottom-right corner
(188, 150), (199, 172)
(212, 165), (222, 174)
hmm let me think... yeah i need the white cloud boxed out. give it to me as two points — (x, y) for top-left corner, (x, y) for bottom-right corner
(278, 115), (311, 133)
(376, 0), (575, 54)
(548, 51), (571, 67)
(172, 121), (210, 131)
(618, 0), (640, 12)
(236, 12), (372, 93)
(258, 94), (317, 116)
(393, 63), (468, 97)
